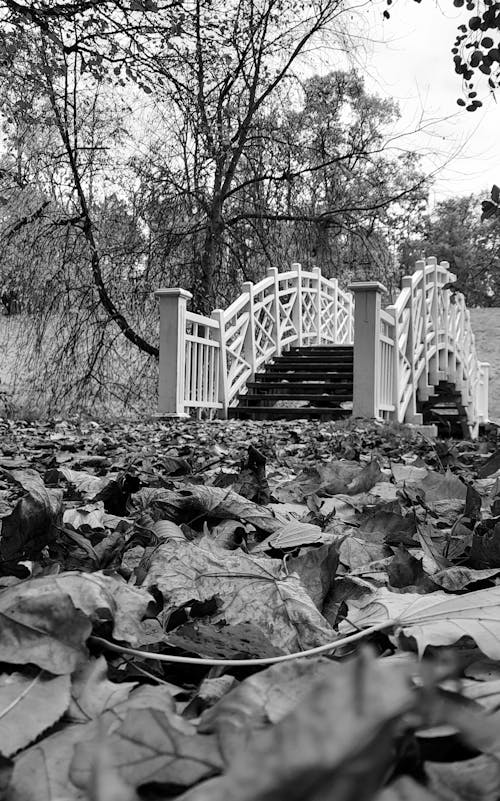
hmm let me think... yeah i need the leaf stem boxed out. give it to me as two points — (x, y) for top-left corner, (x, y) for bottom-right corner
(89, 620), (394, 668)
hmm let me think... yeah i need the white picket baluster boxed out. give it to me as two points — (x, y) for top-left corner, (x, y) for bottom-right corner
(291, 262), (302, 348)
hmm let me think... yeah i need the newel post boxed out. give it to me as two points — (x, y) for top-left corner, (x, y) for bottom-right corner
(348, 281), (387, 419)
(155, 288), (192, 417)
(266, 266), (282, 356)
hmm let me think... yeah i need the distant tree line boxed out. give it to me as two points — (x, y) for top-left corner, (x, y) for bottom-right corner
(398, 189), (500, 307)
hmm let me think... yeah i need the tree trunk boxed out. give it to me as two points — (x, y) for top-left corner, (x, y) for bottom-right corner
(195, 205), (225, 314)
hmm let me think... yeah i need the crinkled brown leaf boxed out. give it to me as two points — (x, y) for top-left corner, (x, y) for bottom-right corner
(0, 471), (62, 562)
(166, 621), (284, 660)
(339, 536), (391, 569)
(388, 546), (436, 593)
(199, 657), (334, 761)
(375, 776), (438, 801)
(45, 467), (108, 499)
(470, 518), (500, 569)
(133, 485), (281, 534)
(417, 522), (452, 572)
(416, 469), (468, 505)
(6, 685), (176, 801)
(425, 755), (500, 801)
(357, 510), (417, 547)
(286, 541), (340, 607)
(143, 538), (335, 652)
(0, 671), (70, 757)
(63, 501), (106, 531)
(1, 571), (153, 660)
(343, 585), (500, 658)
(68, 656), (138, 723)
(431, 566), (500, 592)
(0, 584), (91, 674)
(70, 708), (224, 792)
(179, 651), (414, 801)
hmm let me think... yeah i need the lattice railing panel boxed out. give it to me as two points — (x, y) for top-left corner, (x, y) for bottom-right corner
(253, 291), (277, 364)
(167, 265), (356, 414)
(375, 257), (489, 435)
(277, 281), (299, 346)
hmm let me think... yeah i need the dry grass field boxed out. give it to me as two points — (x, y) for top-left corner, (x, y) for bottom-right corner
(0, 309), (498, 424)
(469, 308), (500, 422)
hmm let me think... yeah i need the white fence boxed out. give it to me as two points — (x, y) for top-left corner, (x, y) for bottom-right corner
(156, 265), (353, 417)
(157, 258), (489, 435)
(349, 257), (489, 436)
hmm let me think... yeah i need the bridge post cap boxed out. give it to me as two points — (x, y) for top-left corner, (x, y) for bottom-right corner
(155, 288), (193, 299)
(347, 281), (387, 294)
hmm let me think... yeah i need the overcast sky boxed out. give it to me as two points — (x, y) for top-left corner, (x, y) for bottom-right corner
(353, 0), (500, 204)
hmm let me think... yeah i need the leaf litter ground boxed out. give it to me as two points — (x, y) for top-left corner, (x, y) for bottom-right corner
(3, 416), (500, 800)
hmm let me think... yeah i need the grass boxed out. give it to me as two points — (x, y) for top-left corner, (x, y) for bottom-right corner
(0, 309), (498, 423)
(469, 308), (500, 421)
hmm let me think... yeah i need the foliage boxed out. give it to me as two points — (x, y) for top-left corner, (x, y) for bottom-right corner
(2, 415), (500, 798)
(399, 192), (500, 306)
(482, 184), (500, 221)
(0, 0), (429, 407)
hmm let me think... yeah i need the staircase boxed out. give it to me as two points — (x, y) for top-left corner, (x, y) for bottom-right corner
(418, 381), (470, 439)
(156, 260), (489, 437)
(230, 345), (354, 420)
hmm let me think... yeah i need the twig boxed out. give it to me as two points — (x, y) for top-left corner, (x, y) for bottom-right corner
(89, 620), (394, 668)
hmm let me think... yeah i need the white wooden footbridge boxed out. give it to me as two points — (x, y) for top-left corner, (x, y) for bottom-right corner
(156, 258), (489, 438)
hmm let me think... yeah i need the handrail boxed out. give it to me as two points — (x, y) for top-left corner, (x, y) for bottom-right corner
(157, 257), (489, 436)
(350, 258), (489, 437)
(156, 264), (353, 417)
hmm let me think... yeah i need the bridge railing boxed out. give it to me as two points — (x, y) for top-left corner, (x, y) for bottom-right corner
(157, 258), (489, 434)
(350, 257), (489, 436)
(156, 265), (353, 417)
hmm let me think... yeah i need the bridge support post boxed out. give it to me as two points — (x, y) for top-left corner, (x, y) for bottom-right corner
(291, 262), (303, 347)
(266, 266), (282, 356)
(155, 288), (192, 417)
(349, 281), (386, 419)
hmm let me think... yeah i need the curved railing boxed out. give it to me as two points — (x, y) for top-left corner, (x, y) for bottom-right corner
(156, 257), (489, 436)
(156, 265), (353, 416)
(350, 257), (489, 436)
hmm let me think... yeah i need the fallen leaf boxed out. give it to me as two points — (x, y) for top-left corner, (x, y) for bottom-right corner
(0, 671), (70, 757)
(286, 541), (340, 607)
(68, 656), (138, 722)
(179, 651), (414, 801)
(0, 584), (91, 674)
(63, 502), (106, 531)
(143, 538), (335, 652)
(45, 467), (108, 499)
(198, 657), (334, 760)
(133, 485), (281, 534)
(425, 755), (500, 801)
(388, 546), (436, 593)
(342, 585), (500, 659)
(416, 470), (468, 505)
(71, 708), (223, 792)
(431, 566), (500, 592)
(253, 520), (324, 552)
(6, 685), (176, 801)
(375, 776), (438, 801)
(470, 518), (500, 569)
(166, 621), (285, 660)
(0, 475), (62, 563)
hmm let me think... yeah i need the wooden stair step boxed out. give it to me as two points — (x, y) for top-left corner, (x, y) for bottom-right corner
(253, 372), (352, 382)
(229, 406), (350, 420)
(274, 357), (353, 365)
(266, 364), (353, 373)
(286, 346), (353, 353)
(239, 393), (352, 404)
(245, 381), (353, 393)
